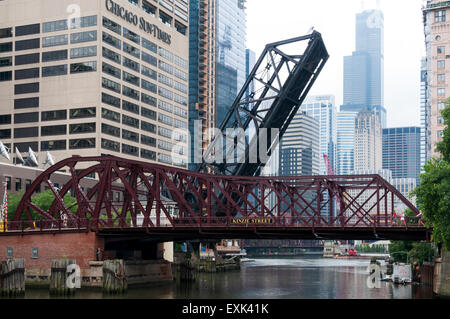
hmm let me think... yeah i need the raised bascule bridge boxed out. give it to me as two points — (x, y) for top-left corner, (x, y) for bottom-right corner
(1, 32), (430, 256)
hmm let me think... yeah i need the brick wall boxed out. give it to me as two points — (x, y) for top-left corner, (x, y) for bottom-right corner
(0, 232), (104, 270)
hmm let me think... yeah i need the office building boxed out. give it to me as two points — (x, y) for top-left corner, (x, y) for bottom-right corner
(354, 110), (382, 171)
(0, 0), (190, 170)
(382, 127), (421, 185)
(189, 0), (247, 168)
(342, 8), (386, 128)
(423, 0), (450, 158)
(301, 95), (337, 175)
(420, 57), (432, 170)
(279, 111), (320, 177)
(336, 111), (358, 175)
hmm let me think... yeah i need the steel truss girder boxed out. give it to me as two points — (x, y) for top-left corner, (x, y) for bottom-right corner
(197, 31), (329, 177)
(10, 156), (426, 234)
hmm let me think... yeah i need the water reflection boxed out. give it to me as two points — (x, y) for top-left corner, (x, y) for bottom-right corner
(10, 258), (434, 299)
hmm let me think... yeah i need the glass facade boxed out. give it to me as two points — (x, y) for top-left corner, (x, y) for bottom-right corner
(336, 111), (358, 175)
(382, 127), (421, 185)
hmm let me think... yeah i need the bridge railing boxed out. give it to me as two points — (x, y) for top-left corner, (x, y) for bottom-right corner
(0, 214), (424, 234)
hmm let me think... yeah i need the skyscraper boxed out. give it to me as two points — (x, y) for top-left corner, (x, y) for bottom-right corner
(382, 127), (421, 185)
(420, 57), (432, 171)
(301, 95), (337, 175)
(336, 111), (358, 175)
(354, 110), (382, 171)
(0, 0), (190, 170)
(342, 9), (386, 128)
(188, 0), (247, 169)
(215, 0), (247, 127)
(279, 111), (320, 177)
(423, 0), (450, 158)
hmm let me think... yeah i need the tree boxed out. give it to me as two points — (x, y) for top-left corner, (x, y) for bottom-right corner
(412, 100), (450, 251)
(389, 241), (413, 263)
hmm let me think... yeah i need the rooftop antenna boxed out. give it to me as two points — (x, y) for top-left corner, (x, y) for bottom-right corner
(15, 147), (24, 165)
(0, 142), (10, 161)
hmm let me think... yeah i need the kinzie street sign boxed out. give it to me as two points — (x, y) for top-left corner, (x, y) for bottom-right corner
(105, 0), (172, 45)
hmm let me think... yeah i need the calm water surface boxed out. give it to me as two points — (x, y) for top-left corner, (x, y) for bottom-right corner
(18, 257), (435, 299)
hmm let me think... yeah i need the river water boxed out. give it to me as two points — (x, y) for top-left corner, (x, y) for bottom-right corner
(15, 257), (435, 299)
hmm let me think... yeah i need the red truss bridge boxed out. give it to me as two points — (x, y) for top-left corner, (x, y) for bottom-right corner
(3, 156), (430, 241)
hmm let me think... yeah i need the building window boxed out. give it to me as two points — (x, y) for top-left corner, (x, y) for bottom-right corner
(142, 92), (157, 106)
(42, 110), (67, 122)
(41, 140), (67, 151)
(43, 20), (68, 33)
(0, 115), (11, 125)
(25, 179), (31, 191)
(122, 144), (139, 157)
(43, 34), (68, 48)
(142, 79), (157, 93)
(142, 121), (156, 134)
(6, 248), (13, 259)
(158, 100), (173, 113)
(142, 107), (156, 120)
(438, 46), (445, 54)
(41, 125), (67, 136)
(15, 68), (40, 80)
(0, 71), (12, 82)
(15, 178), (22, 192)
(123, 71), (140, 87)
(0, 28), (13, 39)
(142, 0), (157, 17)
(70, 107), (96, 119)
(14, 112), (39, 124)
(123, 85), (140, 101)
(0, 129), (11, 139)
(142, 38), (157, 53)
(123, 28), (140, 45)
(123, 42), (140, 58)
(159, 10), (172, 27)
(159, 87), (173, 100)
(16, 24), (40, 37)
(438, 116), (445, 124)
(102, 123), (120, 137)
(103, 31), (121, 49)
(0, 42), (12, 53)
(70, 61), (97, 74)
(142, 51), (157, 67)
(15, 82), (39, 95)
(5, 176), (11, 190)
(69, 138), (96, 149)
(438, 88), (445, 96)
(103, 16), (121, 35)
(438, 60), (445, 69)
(122, 114), (139, 128)
(102, 92), (121, 108)
(438, 74), (445, 83)
(158, 73), (173, 87)
(123, 100), (139, 115)
(123, 57), (140, 72)
(70, 15), (97, 29)
(141, 135), (156, 147)
(42, 64), (68, 77)
(15, 38), (40, 51)
(42, 50), (68, 62)
(15, 53), (40, 66)
(141, 148), (156, 160)
(102, 108), (120, 123)
(142, 65), (157, 80)
(158, 47), (173, 62)
(14, 127), (38, 139)
(438, 102), (446, 110)
(70, 30), (97, 44)
(0, 56), (13, 68)
(103, 47), (121, 64)
(102, 77), (121, 93)
(175, 20), (187, 36)
(102, 62), (121, 79)
(435, 10), (446, 23)
(158, 60), (173, 74)
(32, 248), (39, 259)
(122, 129), (139, 142)
(101, 138), (120, 152)
(70, 123), (96, 134)
(71, 46), (97, 59)
(14, 97), (39, 109)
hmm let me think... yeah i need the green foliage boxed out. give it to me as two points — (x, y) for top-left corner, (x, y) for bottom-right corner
(409, 242), (434, 266)
(389, 241), (414, 263)
(412, 159), (450, 250)
(413, 100), (450, 251)
(436, 100), (450, 162)
(6, 190), (78, 221)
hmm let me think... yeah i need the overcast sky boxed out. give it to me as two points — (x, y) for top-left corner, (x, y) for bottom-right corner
(246, 0), (425, 128)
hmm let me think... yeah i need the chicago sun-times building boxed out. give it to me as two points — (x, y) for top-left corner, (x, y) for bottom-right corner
(0, 0), (189, 179)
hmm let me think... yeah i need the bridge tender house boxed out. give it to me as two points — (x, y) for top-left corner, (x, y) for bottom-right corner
(106, 0), (172, 45)
(231, 218), (274, 225)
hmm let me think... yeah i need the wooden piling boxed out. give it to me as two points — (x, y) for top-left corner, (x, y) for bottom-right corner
(49, 259), (77, 296)
(0, 259), (25, 296)
(102, 260), (127, 294)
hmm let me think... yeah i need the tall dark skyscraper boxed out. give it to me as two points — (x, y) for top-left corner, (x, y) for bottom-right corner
(342, 9), (386, 128)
